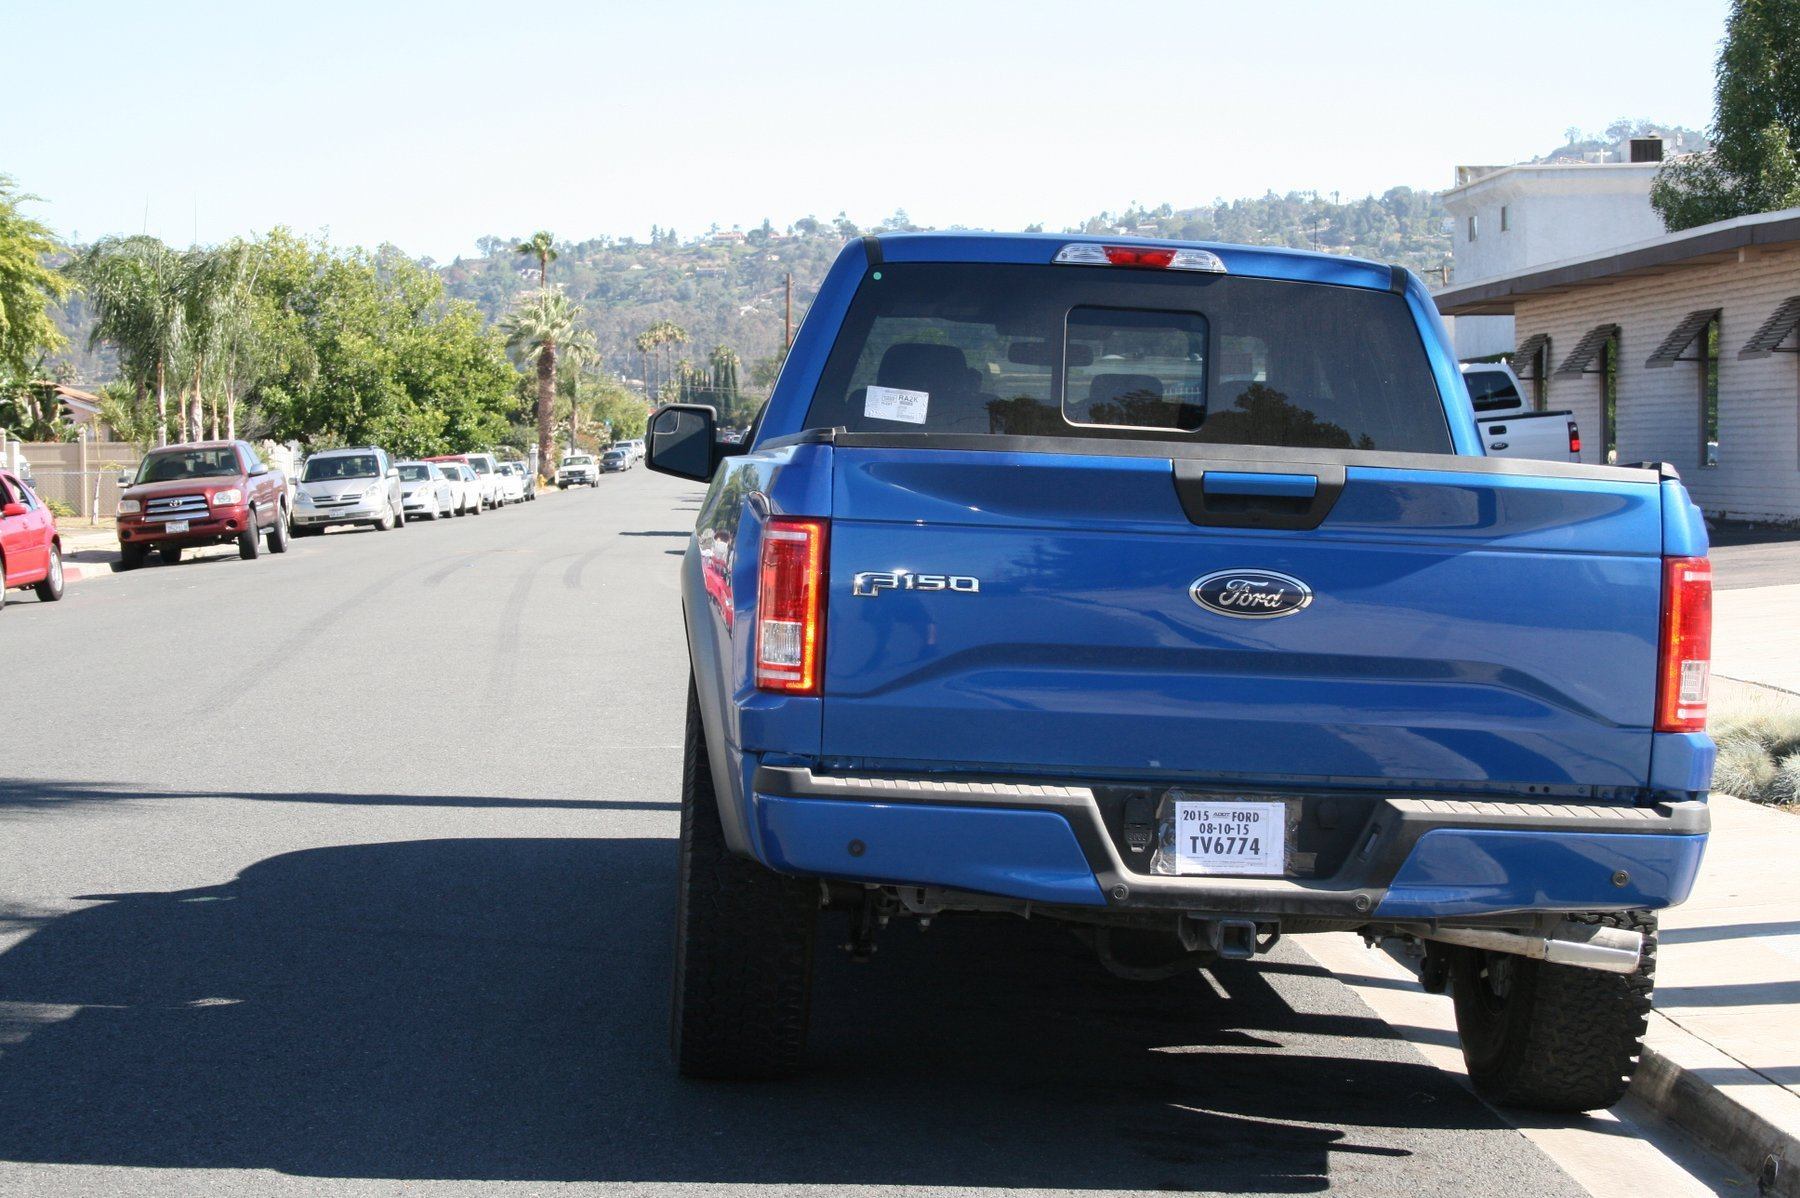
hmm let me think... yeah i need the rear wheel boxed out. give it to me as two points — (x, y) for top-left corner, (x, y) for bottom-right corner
(671, 679), (817, 1079)
(34, 544), (64, 601)
(1450, 911), (1656, 1112)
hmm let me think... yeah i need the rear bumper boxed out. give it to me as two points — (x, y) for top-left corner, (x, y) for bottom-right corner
(750, 766), (1708, 922)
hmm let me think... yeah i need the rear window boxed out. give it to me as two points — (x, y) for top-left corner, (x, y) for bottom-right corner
(1463, 368), (1523, 413)
(806, 263), (1450, 453)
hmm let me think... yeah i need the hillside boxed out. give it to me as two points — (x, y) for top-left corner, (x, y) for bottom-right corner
(442, 186), (1455, 391)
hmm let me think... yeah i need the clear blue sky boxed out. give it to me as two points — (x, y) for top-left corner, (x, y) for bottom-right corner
(3, 0), (1730, 261)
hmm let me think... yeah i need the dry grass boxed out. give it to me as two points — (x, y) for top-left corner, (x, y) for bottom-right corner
(1710, 678), (1800, 809)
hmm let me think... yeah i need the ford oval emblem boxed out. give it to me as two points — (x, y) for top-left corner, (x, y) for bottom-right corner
(1190, 569), (1313, 619)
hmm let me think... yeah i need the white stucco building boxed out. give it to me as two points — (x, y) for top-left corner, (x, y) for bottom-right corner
(1441, 148), (1668, 359)
(1435, 208), (1800, 522)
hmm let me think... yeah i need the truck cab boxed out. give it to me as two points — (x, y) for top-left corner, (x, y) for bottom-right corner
(1461, 361), (1581, 462)
(648, 233), (1713, 1112)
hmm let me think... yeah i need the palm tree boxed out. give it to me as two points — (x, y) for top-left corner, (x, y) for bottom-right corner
(179, 240), (261, 440)
(557, 328), (598, 449)
(67, 236), (186, 445)
(515, 231), (557, 288)
(633, 318), (688, 404)
(501, 288), (583, 480)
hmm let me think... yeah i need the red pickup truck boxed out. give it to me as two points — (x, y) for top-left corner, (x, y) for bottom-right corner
(116, 440), (290, 569)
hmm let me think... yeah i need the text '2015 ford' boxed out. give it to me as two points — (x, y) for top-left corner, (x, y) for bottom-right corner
(646, 233), (1713, 1112)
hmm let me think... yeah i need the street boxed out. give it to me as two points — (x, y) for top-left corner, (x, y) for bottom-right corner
(0, 472), (1729, 1197)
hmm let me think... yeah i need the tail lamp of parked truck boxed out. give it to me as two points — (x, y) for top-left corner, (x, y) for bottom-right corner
(1656, 556), (1712, 732)
(756, 517), (827, 694)
(1568, 422), (1582, 456)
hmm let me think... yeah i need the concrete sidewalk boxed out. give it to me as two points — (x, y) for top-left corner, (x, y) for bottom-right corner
(1715, 583), (1800, 694)
(1640, 793), (1800, 1193)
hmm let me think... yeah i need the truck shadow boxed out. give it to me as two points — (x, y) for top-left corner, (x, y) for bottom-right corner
(0, 837), (1533, 1192)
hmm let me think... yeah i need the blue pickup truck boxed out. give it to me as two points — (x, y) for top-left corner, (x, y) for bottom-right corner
(646, 232), (1714, 1112)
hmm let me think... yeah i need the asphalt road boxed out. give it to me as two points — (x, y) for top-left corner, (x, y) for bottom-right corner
(0, 471), (1686, 1197)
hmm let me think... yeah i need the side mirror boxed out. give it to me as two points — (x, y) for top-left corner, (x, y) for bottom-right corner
(251, 463), (269, 476)
(117, 472), (133, 489)
(646, 403), (721, 481)
(1, 503), (24, 519)
(387, 467), (399, 479)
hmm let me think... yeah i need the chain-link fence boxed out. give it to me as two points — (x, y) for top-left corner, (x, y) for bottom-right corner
(25, 469), (137, 521)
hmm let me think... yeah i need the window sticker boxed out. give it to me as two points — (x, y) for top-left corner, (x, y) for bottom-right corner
(865, 384), (929, 425)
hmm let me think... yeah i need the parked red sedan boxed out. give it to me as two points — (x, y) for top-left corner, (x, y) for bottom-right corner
(0, 469), (65, 610)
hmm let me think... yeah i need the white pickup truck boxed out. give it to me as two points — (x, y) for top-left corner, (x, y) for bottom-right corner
(1461, 362), (1580, 463)
(556, 453), (600, 488)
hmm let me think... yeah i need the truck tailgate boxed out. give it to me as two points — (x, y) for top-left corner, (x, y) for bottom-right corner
(821, 446), (1665, 789)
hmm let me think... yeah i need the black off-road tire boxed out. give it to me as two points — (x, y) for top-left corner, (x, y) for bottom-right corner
(35, 543), (65, 602)
(267, 507), (290, 554)
(1450, 910), (1657, 1112)
(237, 519), (260, 560)
(671, 680), (817, 1080)
(160, 544), (184, 564)
(119, 542), (148, 570)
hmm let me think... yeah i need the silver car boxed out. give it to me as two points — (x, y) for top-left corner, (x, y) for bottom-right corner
(292, 446), (405, 535)
(397, 461), (455, 520)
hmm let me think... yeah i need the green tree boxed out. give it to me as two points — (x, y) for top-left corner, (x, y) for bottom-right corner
(501, 287), (583, 478)
(515, 231), (557, 287)
(179, 239), (262, 441)
(250, 230), (516, 456)
(0, 176), (71, 393)
(66, 235), (187, 445)
(1652, 0), (1800, 230)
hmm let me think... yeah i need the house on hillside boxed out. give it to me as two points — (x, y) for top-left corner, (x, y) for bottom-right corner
(1441, 138), (1670, 359)
(1435, 206), (1800, 522)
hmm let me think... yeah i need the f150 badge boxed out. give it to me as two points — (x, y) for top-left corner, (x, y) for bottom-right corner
(853, 571), (981, 597)
(1189, 569), (1312, 619)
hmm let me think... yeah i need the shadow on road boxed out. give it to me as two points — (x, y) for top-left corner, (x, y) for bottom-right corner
(0, 837), (1529, 1190)
(0, 779), (677, 814)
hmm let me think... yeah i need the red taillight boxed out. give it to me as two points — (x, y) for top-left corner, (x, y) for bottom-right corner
(1052, 243), (1227, 273)
(1655, 556), (1711, 732)
(756, 517), (828, 694)
(1103, 246), (1176, 268)
(1568, 421), (1582, 455)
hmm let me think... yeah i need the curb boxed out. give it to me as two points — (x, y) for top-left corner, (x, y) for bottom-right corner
(1634, 1015), (1799, 1197)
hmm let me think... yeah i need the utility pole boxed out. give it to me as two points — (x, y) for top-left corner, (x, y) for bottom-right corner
(784, 273), (793, 349)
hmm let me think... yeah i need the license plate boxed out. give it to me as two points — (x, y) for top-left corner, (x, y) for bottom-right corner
(164, 520), (189, 533)
(1172, 801), (1285, 876)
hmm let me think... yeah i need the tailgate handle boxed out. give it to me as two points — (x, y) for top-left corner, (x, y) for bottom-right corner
(1173, 461), (1346, 531)
(1202, 471), (1318, 499)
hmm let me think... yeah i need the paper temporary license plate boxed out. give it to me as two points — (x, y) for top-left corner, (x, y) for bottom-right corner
(164, 520), (189, 534)
(1172, 801), (1285, 876)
